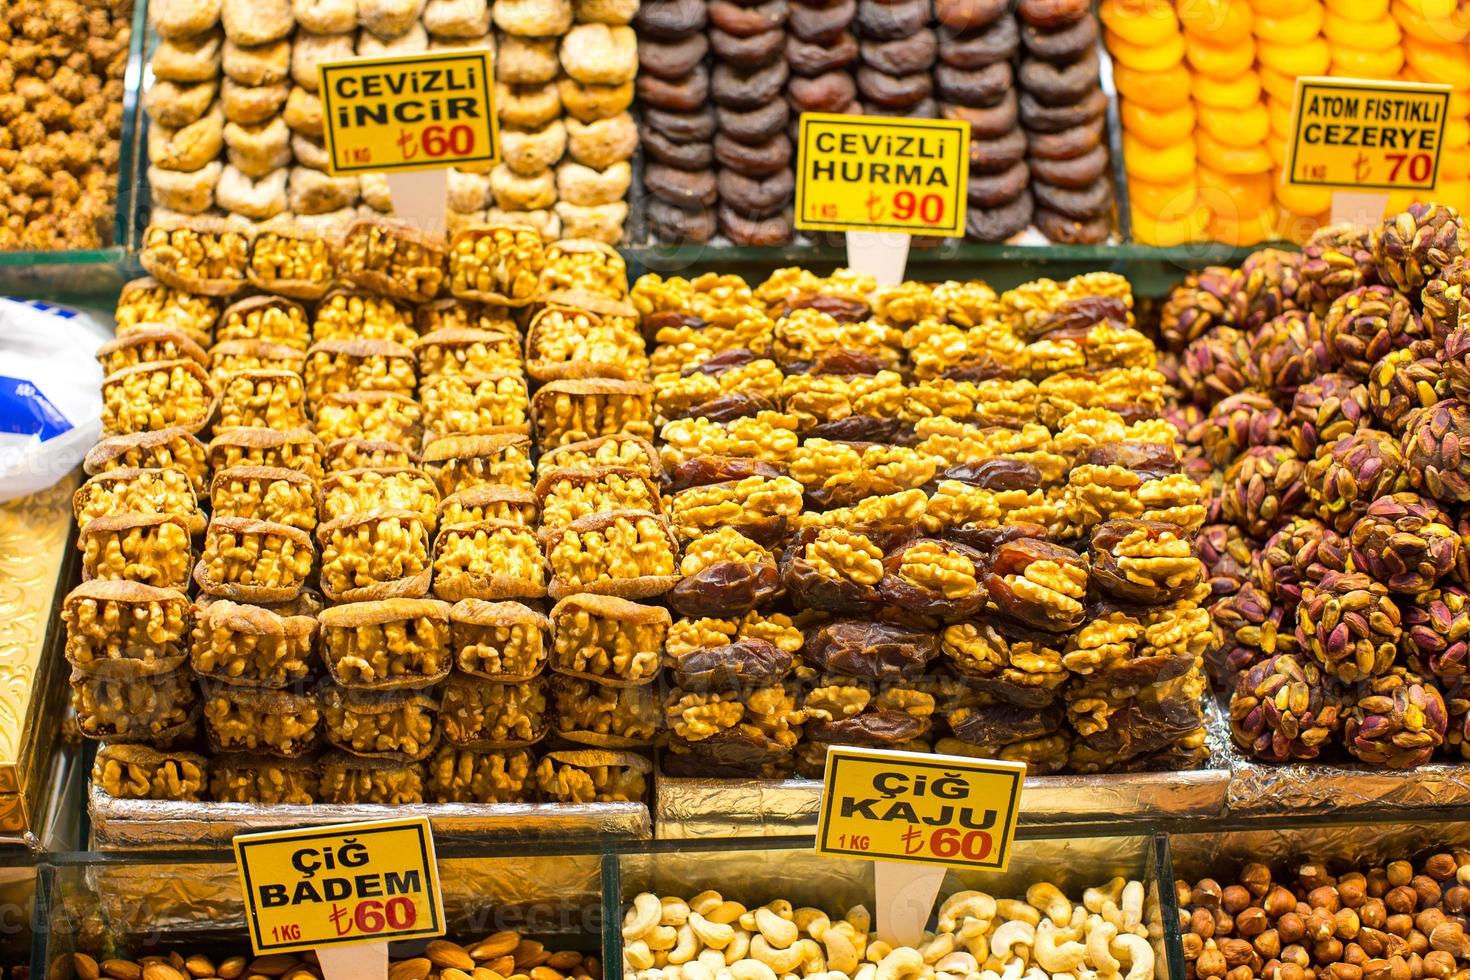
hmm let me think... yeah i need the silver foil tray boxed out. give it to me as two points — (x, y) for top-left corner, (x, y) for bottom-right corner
(89, 783), (651, 848)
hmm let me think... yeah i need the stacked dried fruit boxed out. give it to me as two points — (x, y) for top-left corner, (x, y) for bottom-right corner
(637, 265), (1210, 776)
(1164, 204), (1470, 769)
(1177, 852), (1470, 980)
(633, 0), (1113, 245)
(79, 217), (653, 806)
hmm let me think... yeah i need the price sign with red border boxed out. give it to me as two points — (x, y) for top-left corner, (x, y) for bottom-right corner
(796, 114), (969, 237)
(1286, 76), (1451, 191)
(816, 746), (1025, 872)
(235, 818), (445, 954)
(319, 49), (498, 175)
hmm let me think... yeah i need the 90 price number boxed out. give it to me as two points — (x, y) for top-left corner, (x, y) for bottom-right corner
(891, 190), (946, 226)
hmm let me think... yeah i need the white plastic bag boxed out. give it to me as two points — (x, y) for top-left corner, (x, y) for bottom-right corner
(0, 297), (113, 502)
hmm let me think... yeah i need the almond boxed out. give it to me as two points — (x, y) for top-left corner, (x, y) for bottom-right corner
(103, 961), (143, 980)
(389, 957), (432, 980)
(218, 959), (247, 980)
(440, 970), (474, 980)
(247, 957), (298, 978)
(74, 954), (101, 980)
(427, 941), (475, 973)
(471, 970), (506, 980)
(184, 957), (215, 978)
(142, 964), (187, 980)
(530, 967), (564, 980)
(485, 957), (516, 976)
(469, 934), (521, 961)
(544, 953), (581, 971)
(512, 942), (548, 969)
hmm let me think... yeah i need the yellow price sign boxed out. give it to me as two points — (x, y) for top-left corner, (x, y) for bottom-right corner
(1286, 76), (1452, 191)
(816, 747), (1025, 872)
(319, 49), (497, 175)
(796, 114), (969, 237)
(234, 818), (445, 954)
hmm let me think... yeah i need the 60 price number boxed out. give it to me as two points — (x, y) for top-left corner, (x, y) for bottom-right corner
(330, 897), (418, 938)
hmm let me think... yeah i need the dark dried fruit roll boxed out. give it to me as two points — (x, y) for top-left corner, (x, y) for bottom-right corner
(787, 31), (860, 75)
(1296, 570), (1402, 683)
(986, 536), (1090, 632)
(1344, 667), (1448, 768)
(1230, 653), (1345, 763)
(1089, 519), (1204, 605)
(639, 34), (711, 78)
(717, 102), (791, 143)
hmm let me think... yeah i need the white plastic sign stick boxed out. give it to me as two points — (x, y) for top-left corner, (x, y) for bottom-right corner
(874, 861), (948, 947)
(387, 169), (449, 235)
(317, 942), (388, 980)
(846, 230), (912, 286)
(1330, 190), (1391, 227)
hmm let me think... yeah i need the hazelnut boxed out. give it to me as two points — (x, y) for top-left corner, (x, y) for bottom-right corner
(1338, 908), (1363, 940)
(1452, 851), (1470, 869)
(1197, 880), (1225, 910)
(1361, 929), (1391, 958)
(1225, 886), (1254, 915)
(1327, 965), (1365, 980)
(1242, 864), (1274, 899)
(1389, 863), (1415, 889)
(1309, 909), (1337, 941)
(1423, 952), (1456, 980)
(1220, 938), (1257, 968)
(1364, 900), (1389, 930)
(1407, 931), (1430, 956)
(1340, 877), (1368, 908)
(1282, 945), (1311, 969)
(1194, 908), (1219, 939)
(1387, 914), (1415, 938)
(1280, 913), (1308, 943)
(1239, 908), (1271, 938)
(1425, 856), (1459, 882)
(1413, 877), (1444, 909)
(1301, 864), (1335, 890)
(1269, 888), (1302, 918)
(1388, 888), (1421, 915)
(1316, 937), (1344, 961)
(1278, 963), (1307, 980)
(1346, 944), (1369, 966)
(1199, 942), (1228, 979)
(1217, 910), (1237, 935)
(1370, 871), (1392, 899)
(1184, 934), (1205, 960)
(1313, 888), (1345, 913)
(1417, 910), (1448, 936)
(1441, 887), (1470, 914)
(1227, 967), (1254, 980)
(1180, 881), (1198, 906)
(1256, 930), (1283, 959)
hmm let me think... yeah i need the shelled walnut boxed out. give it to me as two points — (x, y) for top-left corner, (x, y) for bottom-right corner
(426, 745), (536, 803)
(101, 359), (216, 435)
(423, 433), (535, 494)
(432, 519), (547, 600)
(210, 466), (318, 531)
(536, 749), (649, 803)
(315, 392), (425, 451)
(545, 509), (679, 599)
(247, 227), (335, 300)
(526, 303), (648, 382)
(450, 599), (549, 680)
(92, 744), (207, 802)
(115, 279), (220, 348)
(322, 685), (440, 760)
(217, 295), (311, 350)
(210, 753), (319, 804)
(323, 468), (440, 530)
(550, 593), (668, 683)
(140, 217), (250, 296)
(440, 673), (549, 747)
(549, 674), (661, 747)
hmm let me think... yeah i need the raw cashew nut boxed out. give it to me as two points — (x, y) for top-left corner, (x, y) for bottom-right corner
(846, 906), (872, 935)
(728, 960), (778, 980)
(1027, 883), (1073, 925)
(692, 891), (724, 916)
(684, 963), (715, 980)
(1001, 958), (1025, 980)
(875, 947), (925, 980)
(1022, 968), (1049, 980)
(1110, 934), (1154, 980)
(990, 921), (1036, 960)
(625, 893), (663, 940)
(1119, 883), (1145, 933)
(939, 891), (998, 933)
(936, 952), (978, 974)
(664, 898), (693, 925)
(1084, 879), (1126, 915)
(796, 908), (832, 939)
(957, 922), (989, 963)
(921, 933), (956, 964)
(799, 938), (826, 974)
(996, 901), (1041, 927)
(669, 925), (699, 965)
(700, 952), (728, 973)
(751, 936), (806, 973)
(866, 941), (893, 965)
(626, 940), (655, 971)
(766, 900), (794, 919)
(725, 929), (752, 965)
(1035, 921), (1086, 973)
(710, 902), (748, 925)
(1085, 920), (1120, 975)
(647, 925), (679, 951)
(691, 912), (737, 950)
(823, 926), (860, 975)
(756, 908), (800, 949)
(855, 965), (877, 980)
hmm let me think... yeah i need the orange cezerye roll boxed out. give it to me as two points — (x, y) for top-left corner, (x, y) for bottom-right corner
(1323, 10), (1401, 46)
(1113, 63), (1193, 110)
(1198, 102), (1270, 146)
(1399, 67), (1470, 115)
(1207, 199), (1280, 246)
(1251, 0), (1317, 15)
(1185, 34), (1256, 77)
(1266, 97), (1293, 139)
(1129, 176), (1198, 217)
(1428, 179), (1470, 212)
(1266, 133), (1289, 169)
(1124, 133), (1197, 183)
(1331, 44), (1406, 77)
(1194, 73), (1262, 109)
(1274, 179), (1333, 218)
(1328, 0), (1390, 19)
(1198, 130), (1273, 174)
(1441, 146), (1470, 180)
(1404, 39), (1470, 87)
(1100, 0), (1180, 45)
(1179, 0), (1254, 42)
(1443, 118), (1470, 150)
(1254, 2), (1324, 43)
(1385, 189), (1420, 213)
(1393, 0), (1470, 43)
(1131, 205), (1210, 246)
(1107, 29), (1186, 71)
(1198, 166), (1275, 214)
(1277, 209), (1331, 246)
(1258, 66), (1300, 104)
(1121, 100), (1197, 147)
(1257, 36), (1330, 75)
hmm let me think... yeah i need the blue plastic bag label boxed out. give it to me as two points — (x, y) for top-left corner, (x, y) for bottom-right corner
(0, 376), (74, 441)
